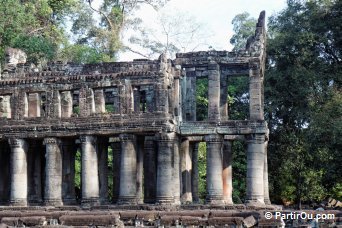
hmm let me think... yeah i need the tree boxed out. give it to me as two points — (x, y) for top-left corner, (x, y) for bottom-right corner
(0, 0), (77, 64)
(65, 0), (169, 62)
(230, 12), (257, 51)
(128, 9), (211, 59)
(266, 0), (341, 206)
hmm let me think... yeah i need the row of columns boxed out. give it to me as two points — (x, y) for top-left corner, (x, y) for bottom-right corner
(180, 134), (270, 205)
(3, 133), (180, 206)
(2, 132), (270, 206)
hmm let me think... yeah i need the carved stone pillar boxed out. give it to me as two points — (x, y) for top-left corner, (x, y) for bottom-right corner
(61, 91), (73, 118)
(118, 134), (137, 204)
(191, 142), (200, 203)
(110, 140), (121, 203)
(249, 60), (264, 120)
(52, 90), (61, 118)
(28, 93), (41, 117)
(44, 137), (63, 206)
(246, 134), (265, 205)
(94, 89), (105, 113)
(173, 75), (180, 118)
(208, 62), (220, 120)
(222, 141), (233, 204)
(9, 138), (28, 206)
(220, 74), (228, 120)
(136, 137), (144, 204)
(143, 137), (156, 203)
(184, 69), (196, 121)
(156, 133), (175, 204)
(80, 135), (99, 205)
(173, 137), (181, 205)
(0, 95), (12, 118)
(180, 138), (192, 202)
(264, 140), (271, 205)
(61, 140), (77, 205)
(205, 134), (224, 204)
(98, 138), (109, 204)
(86, 88), (95, 116)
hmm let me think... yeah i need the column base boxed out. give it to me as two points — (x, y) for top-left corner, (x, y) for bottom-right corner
(117, 196), (137, 205)
(81, 197), (100, 206)
(44, 199), (63, 206)
(9, 199), (27, 207)
(156, 196), (174, 204)
(264, 198), (271, 205)
(245, 199), (265, 207)
(206, 195), (224, 205)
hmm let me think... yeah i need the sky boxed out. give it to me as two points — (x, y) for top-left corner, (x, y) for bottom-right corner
(118, 0), (288, 61)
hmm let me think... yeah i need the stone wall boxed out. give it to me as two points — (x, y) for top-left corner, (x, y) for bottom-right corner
(0, 12), (270, 207)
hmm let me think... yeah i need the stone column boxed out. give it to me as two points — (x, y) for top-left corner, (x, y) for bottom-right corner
(191, 142), (200, 203)
(27, 142), (43, 205)
(184, 69), (196, 121)
(173, 75), (180, 118)
(97, 138), (109, 204)
(222, 141), (233, 204)
(80, 135), (99, 205)
(208, 62), (220, 120)
(28, 93), (41, 117)
(173, 137), (181, 205)
(111, 140), (121, 203)
(61, 140), (76, 205)
(61, 91), (73, 118)
(0, 95), (12, 118)
(143, 137), (156, 203)
(249, 60), (264, 120)
(94, 89), (106, 113)
(180, 138), (192, 202)
(118, 134), (137, 204)
(156, 133), (175, 204)
(9, 138), (28, 206)
(86, 88), (95, 115)
(79, 87), (87, 117)
(246, 134), (265, 205)
(264, 140), (271, 205)
(220, 73), (228, 120)
(133, 87), (141, 113)
(136, 137), (144, 204)
(205, 134), (224, 204)
(44, 137), (63, 206)
(52, 90), (61, 118)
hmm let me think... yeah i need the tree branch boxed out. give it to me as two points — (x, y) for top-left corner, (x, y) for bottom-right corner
(87, 0), (114, 30)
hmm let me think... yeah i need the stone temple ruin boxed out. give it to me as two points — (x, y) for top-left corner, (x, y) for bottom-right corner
(0, 12), (269, 208)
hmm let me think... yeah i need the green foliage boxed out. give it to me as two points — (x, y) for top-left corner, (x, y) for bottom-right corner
(74, 149), (81, 191)
(12, 35), (56, 64)
(265, 0), (342, 206)
(196, 78), (208, 121)
(232, 141), (247, 203)
(230, 12), (257, 51)
(197, 142), (207, 201)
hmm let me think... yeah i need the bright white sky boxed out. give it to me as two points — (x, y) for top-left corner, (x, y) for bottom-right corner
(116, 0), (288, 60)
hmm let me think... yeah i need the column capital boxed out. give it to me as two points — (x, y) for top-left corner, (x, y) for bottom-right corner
(8, 138), (26, 148)
(246, 134), (265, 144)
(204, 134), (223, 143)
(119, 133), (136, 142)
(80, 135), (97, 144)
(43, 137), (61, 145)
(156, 132), (176, 142)
(208, 61), (219, 70)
